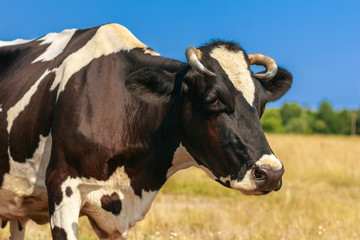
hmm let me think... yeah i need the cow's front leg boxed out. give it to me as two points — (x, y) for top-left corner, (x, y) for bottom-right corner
(47, 172), (82, 240)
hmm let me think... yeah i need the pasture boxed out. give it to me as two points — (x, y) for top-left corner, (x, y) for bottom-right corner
(1, 134), (359, 240)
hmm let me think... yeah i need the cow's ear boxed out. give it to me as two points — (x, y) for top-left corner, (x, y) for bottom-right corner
(261, 67), (293, 102)
(125, 68), (175, 103)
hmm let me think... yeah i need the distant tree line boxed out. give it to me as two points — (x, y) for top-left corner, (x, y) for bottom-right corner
(261, 101), (360, 135)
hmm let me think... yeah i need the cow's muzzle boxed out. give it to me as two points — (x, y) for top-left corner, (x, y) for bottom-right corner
(252, 166), (284, 193)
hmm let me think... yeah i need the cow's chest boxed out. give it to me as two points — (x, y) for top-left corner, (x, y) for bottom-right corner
(80, 189), (158, 238)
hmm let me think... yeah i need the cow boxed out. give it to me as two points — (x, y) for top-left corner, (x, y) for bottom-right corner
(0, 23), (292, 239)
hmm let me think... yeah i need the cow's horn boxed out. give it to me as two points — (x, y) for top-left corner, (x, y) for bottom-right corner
(248, 53), (278, 81)
(185, 46), (216, 77)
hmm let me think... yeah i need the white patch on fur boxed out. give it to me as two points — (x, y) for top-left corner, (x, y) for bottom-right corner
(256, 154), (282, 170)
(6, 69), (55, 134)
(2, 135), (51, 195)
(52, 166), (158, 238)
(167, 145), (196, 178)
(228, 169), (257, 192)
(50, 23), (159, 98)
(0, 39), (33, 47)
(0, 104), (2, 112)
(34, 134), (53, 192)
(50, 178), (82, 240)
(210, 46), (255, 106)
(32, 29), (76, 63)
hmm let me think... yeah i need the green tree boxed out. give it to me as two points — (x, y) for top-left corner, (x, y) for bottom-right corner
(303, 109), (316, 134)
(313, 119), (328, 133)
(261, 102), (358, 135)
(316, 101), (336, 134)
(285, 117), (307, 133)
(334, 109), (352, 134)
(261, 108), (284, 133)
(280, 103), (303, 126)
(356, 109), (360, 135)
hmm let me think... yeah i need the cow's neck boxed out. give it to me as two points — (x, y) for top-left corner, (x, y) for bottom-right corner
(131, 56), (197, 181)
(109, 54), (194, 196)
(121, 89), (185, 198)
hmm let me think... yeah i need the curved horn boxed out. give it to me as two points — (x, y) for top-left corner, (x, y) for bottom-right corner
(248, 53), (278, 81)
(185, 46), (216, 77)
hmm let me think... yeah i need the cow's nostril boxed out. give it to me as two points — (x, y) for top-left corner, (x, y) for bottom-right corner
(253, 168), (267, 180)
(252, 165), (284, 192)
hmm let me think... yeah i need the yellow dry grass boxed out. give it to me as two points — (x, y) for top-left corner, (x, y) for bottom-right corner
(1, 134), (359, 240)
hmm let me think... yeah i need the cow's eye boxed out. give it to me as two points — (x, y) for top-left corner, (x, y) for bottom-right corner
(205, 93), (218, 105)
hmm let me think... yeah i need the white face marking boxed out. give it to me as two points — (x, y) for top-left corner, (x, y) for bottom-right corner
(0, 39), (33, 47)
(220, 154), (282, 194)
(50, 23), (159, 98)
(228, 169), (257, 193)
(2, 135), (52, 195)
(167, 145), (196, 178)
(6, 69), (55, 134)
(190, 154), (280, 195)
(210, 46), (255, 106)
(256, 154), (282, 170)
(32, 29), (76, 63)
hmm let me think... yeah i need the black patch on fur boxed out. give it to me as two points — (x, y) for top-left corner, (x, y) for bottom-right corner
(1, 220), (7, 228)
(0, 47), (23, 75)
(199, 40), (245, 54)
(65, 187), (73, 197)
(17, 220), (23, 231)
(52, 226), (67, 240)
(215, 179), (231, 188)
(100, 193), (122, 215)
(172, 65), (191, 97)
(46, 171), (64, 217)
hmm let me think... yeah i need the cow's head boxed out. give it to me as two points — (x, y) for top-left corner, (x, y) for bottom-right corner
(126, 41), (292, 195)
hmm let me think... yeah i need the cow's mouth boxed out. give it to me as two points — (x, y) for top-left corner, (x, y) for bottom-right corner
(226, 165), (284, 196)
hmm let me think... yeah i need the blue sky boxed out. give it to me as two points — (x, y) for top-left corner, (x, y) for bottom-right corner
(1, 0), (359, 110)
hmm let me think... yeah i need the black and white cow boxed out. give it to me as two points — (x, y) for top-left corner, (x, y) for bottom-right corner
(0, 23), (292, 239)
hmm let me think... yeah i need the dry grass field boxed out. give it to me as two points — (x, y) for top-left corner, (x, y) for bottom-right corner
(1, 134), (359, 240)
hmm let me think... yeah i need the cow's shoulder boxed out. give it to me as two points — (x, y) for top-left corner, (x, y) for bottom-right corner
(85, 23), (159, 56)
